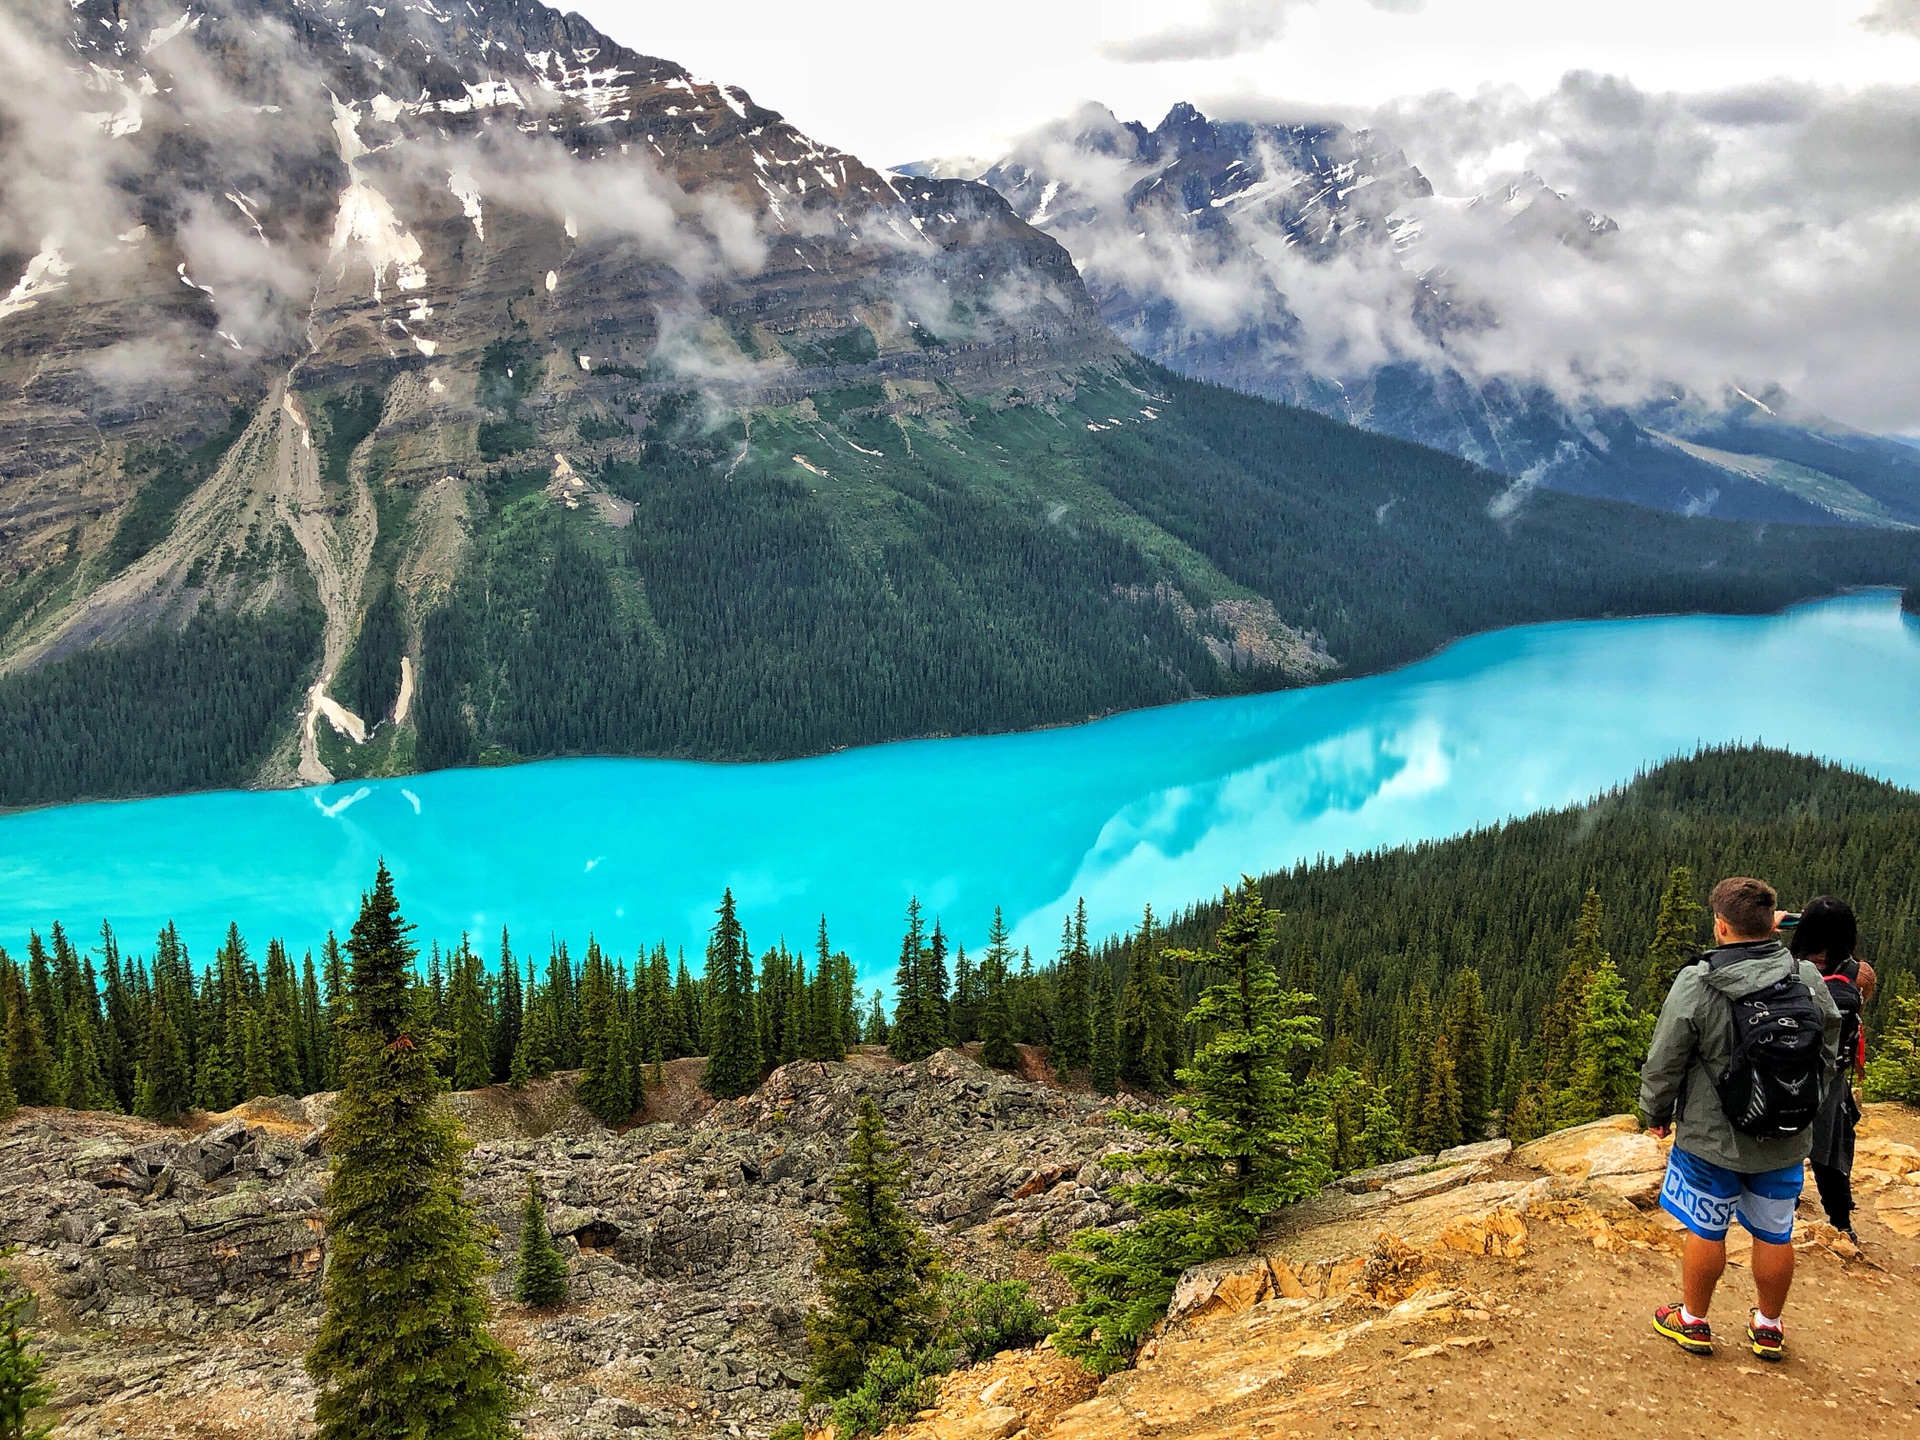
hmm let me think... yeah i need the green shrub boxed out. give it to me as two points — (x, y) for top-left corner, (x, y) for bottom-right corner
(827, 1347), (944, 1440)
(947, 1278), (1050, 1363)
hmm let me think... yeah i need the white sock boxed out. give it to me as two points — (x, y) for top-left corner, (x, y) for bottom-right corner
(1753, 1310), (1780, 1330)
(1680, 1306), (1706, 1326)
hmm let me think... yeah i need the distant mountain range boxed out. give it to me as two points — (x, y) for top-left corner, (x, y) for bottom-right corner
(921, 102), (1920, 529)
(2, 1), (1918, 809)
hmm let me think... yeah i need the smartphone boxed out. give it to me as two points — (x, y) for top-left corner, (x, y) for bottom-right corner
(1777, 911), (1802, 930)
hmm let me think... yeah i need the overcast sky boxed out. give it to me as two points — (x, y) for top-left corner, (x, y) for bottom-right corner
(569, 0), (1919, 166)
(562, 1), (1920, 433)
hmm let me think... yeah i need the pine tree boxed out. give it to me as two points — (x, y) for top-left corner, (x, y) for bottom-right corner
(1415, 1033), (1464, 1152)
(1, 964), (53, 1108)
(576, 942), (633, 1123)
(298, 950), (325, 1093)
(863, 990), (888, 1048)
(978, 910), (1019, 1071)
(1118, 906), (1176, 1094)
(0, 1051), (15, 1124)
(320, 931), (349, 1089)
(1051, 902), (1093, 1077)
(1642, 867), (1703, 1009)
(1051, 880), (1327, 1374)
(1441, 968), (1491, 1141)
(1572, 959), (1648, 1123)
(491, 930), (522, 1084)
(701, 890), (762, 1099)
(1089, 966), (1118, 1096)
(888, 900), (941, 1063)
(135, 1001), (192, 1123)
(53, 1000), (111, 1111)
(239, 1007), (277, 1104)
(802, 1098), (945, 1404)
(449, 939), (493, 1093)
(512, 1176), (569, 1309)
(1329, 972), (1365, 1071)
(0, 1258), (54, 1440)
(305, 861), (521, 1440)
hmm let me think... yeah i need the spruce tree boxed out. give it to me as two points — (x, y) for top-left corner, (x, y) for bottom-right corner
(1118, 906), (1176, 1094)
(863, 990), (888, 1048)
(1089, 966), (1118, 1096)
(803, 1098), (945, 1404)
(448, 939), (493, 1093)
(1415, 1033), (1464, 1152)
(1, 965), (53, 1108)
(512, 1176), (569, 1310)
(1442, 968), (1492, 1141)
(0, 1053), (14, 1124)
(135, 1002), (192, 1123)
(701, 890), (762, 1099)
(1573, 959), (1648, 1123)
(305, 861), (520, 1440)
(491, 930), (522, 1084)
(1642, 867), (1703, 1009)
(576, 942), (633, 1123)
(0, 1259), (53, 1440)
(978, 910), (1020, 1071)
(1051, 880), (1327, 1374)
(1051, 902), (1093, 1077)
(888, 901), (939, 1063)
(53, 1000), (111, 1111)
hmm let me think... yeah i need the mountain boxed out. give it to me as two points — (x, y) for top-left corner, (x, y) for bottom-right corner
(960, 102), (1920, 530)
(4, 1), (1920, 810)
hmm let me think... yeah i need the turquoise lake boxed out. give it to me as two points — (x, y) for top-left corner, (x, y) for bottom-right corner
(3, 591), (1917, 983)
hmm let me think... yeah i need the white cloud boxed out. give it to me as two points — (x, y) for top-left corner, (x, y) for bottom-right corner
(1861, 1), (1920, 37)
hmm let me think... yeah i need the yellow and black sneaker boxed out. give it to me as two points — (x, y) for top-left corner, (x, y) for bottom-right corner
(1653, 1302), (1713, 1355)
(1747, 1311), (1785, 1362)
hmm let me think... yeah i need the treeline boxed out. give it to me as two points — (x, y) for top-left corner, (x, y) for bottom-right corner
(0, 898), (873, 1126)
(0, 607), (321, 808)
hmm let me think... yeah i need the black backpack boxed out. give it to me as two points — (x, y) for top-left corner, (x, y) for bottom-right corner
(1823, 957), (1863, 1070)
(1709, 954), (1827, 1139)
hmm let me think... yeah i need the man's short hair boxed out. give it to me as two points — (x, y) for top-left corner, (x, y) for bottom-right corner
(1709, 876), (1777, 939)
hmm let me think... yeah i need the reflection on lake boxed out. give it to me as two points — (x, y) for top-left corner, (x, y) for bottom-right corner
(3, 592), (1916, 982)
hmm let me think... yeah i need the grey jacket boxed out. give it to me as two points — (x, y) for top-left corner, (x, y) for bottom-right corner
(1638, 939), (1842, 1173)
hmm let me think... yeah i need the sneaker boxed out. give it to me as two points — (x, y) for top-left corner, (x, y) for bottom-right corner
(1653, 1302), (1713, 1355)
(1747, 1311), (1784, 1362)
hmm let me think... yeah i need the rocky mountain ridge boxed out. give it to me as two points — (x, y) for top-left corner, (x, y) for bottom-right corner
(956, 102), (1920, 530)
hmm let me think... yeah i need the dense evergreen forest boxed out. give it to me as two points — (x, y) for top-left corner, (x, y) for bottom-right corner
(5, 745), (1915, 1141)
(0, 607), (321, 809)
(416, 364), (1920, 766)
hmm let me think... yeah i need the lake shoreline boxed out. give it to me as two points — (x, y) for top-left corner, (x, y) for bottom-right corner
(5, 584), (1909, 822)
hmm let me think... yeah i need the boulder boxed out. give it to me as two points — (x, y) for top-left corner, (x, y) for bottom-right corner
(1513, 1115), (1666, 1205)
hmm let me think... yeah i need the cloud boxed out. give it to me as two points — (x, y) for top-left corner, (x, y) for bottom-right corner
(1108, 0), (1423, 64)
(1003, 74), (1920, 433)
(1861, 0), (1920, 37)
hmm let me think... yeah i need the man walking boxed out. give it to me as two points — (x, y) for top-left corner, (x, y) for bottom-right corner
(1640, 876), (1841, 1362)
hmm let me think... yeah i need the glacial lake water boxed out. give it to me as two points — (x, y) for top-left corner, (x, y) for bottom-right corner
(2, 591), (1917, 983)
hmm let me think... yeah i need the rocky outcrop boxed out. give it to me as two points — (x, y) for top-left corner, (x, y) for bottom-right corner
(0, 1048), (1132, 1440)
(881, 1105), (1920, 1440)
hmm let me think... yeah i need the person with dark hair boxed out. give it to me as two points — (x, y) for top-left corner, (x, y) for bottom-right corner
(1640, 875), (1841, 1363)
(1792, 896), (1876, 1244)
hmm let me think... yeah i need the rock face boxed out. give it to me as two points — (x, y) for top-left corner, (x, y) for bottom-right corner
(1, 0), (1116, 677)
(884, 1105), (1920, 1440)
(0, 1048), (1134, 1440)
(962, 101), (1920, 529)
